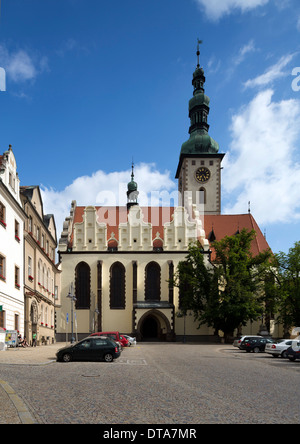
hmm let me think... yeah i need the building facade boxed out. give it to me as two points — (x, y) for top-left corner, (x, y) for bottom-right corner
(0, 146), (26, 334)
(56, 48), (273, 342)
(20, 186), (61, 345)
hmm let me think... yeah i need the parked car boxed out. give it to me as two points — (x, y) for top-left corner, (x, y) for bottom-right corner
(233, 335), (262, 349)
(286, 341), (300, 361)
(56, 336), (120, 362)
(265, 339), (295, 358)
(240, 337), (276, 353)
(122, 334), (136, 346)
(90, 331), (128, 349)
(119, 335), (130, 347)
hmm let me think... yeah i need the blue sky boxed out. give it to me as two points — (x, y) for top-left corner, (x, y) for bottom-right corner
(1, 0), (300, 254)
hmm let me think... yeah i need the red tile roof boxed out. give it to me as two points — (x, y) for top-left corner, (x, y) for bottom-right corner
(203, 213), (271, 259)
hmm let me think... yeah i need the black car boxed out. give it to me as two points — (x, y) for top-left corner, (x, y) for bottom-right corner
(240, 337), (275, 353)
(56, 336), (121, 362)
(286, 341), (300, 361)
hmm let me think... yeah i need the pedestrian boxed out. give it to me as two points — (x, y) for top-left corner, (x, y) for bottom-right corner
(32, 332), (37, 347)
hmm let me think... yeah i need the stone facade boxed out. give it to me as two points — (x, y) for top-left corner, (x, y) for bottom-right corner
(20, 186), (61, 345)
(57, 201), (213, 342)
(0, 146), (26, 334)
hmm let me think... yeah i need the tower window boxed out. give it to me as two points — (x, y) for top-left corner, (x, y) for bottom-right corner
(199, 187), (206, 205)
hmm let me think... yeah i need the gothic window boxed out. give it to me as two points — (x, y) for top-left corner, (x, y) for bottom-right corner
(110, 262), (125, 309)
(145, 262), (161, 301)
(75, 262), (91, 309)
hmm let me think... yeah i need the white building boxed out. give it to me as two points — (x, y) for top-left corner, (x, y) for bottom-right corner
(0, 145), (26, 334)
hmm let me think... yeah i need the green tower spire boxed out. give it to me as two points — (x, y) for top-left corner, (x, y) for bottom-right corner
(180, 41), (219, 155)
(127, 161), (139, 209)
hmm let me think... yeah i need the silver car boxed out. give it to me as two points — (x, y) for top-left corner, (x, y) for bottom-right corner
(265, 339), (295, 358)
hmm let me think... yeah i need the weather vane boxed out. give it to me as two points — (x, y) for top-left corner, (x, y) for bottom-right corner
(197, 39), (203, 68)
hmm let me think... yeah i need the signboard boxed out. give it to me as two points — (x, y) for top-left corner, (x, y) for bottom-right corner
(5, 330), (18, 347)
(66, 313), (69, 324)
(0, 332), (5, 351)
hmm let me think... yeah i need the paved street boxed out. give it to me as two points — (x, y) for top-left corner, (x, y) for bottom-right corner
(0, 342), (299, 425)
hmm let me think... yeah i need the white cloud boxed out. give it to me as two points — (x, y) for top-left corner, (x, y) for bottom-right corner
(0, 44), (47, 83)
(234, 40), (256, 66)
(195, 0), (269, 21)
(40, 163), (177, 238)
(222, 89), (300, 224)
(243, 54), (296, 89)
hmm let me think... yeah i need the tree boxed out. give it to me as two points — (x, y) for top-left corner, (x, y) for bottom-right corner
(175, 229), (272, 342)
(272, 241), (300, 336)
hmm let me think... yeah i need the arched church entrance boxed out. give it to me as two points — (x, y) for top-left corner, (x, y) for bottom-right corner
(137, 310), (173, 342)
(141, 316), (159, 341)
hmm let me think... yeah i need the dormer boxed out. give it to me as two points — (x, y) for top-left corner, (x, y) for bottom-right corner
(0, 145), (21, 204)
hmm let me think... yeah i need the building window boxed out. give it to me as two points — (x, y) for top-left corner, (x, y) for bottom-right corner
(145, 262), (161, 301)
(0, 254), (6, 282)
(15, 220), (20, 242)
(0, 310), (5, 329)
(0, 202), (6, 228)
(14, 314), (19, 331)
(36, 226), (40, 244)
(109, 262), (125, 309)
(28, 256), (33, 281)
(15, 266), (20, 289)
(75, 262), (91, 309)
(199, 187), (206, 205)
(28, 215), (32, 233)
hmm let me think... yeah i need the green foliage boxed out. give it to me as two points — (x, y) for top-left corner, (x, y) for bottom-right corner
(273, 241), (300, 333)
(175, 229), (272, 341)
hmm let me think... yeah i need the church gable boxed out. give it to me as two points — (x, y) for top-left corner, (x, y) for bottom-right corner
(61, 202), (209, 252)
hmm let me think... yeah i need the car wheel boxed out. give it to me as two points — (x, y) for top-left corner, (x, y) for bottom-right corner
(62, 353), (72, 362)
(253, 347), (260, 353)
(104, 353), (113, 362)
(281, 350), (288, 359)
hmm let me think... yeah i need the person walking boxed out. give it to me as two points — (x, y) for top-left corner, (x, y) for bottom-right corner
(32, 332), (37, 347)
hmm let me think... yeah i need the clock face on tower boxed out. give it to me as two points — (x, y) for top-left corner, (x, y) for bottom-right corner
(195, 167), (211, 183)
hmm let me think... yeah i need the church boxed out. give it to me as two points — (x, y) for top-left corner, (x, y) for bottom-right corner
(56, 46), (271, 342)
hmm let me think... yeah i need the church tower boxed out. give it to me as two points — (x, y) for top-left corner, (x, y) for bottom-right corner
(176, 41), (225, 215)
(127, 162), (139, 209)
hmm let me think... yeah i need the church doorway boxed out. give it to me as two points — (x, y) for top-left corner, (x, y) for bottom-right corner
(137, 310), (174, 342)
(141, 316), (159, 341)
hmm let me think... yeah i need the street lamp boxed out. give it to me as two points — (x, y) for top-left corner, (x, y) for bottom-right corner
(67, 282), (77, 343)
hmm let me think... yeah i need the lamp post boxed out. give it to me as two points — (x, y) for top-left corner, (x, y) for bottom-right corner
(67, 282), (77, 343)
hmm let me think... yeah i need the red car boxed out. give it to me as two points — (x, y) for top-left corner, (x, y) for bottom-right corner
(91, 331), (129, 348)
